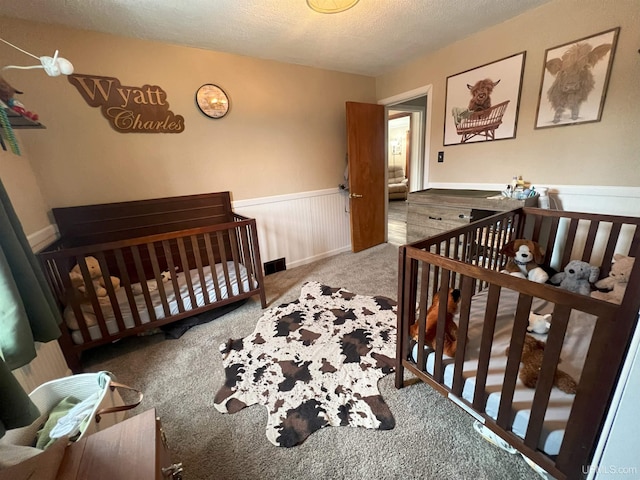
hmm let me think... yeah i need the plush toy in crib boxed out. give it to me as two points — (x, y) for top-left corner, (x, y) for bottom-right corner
(500, 239), (549, 283)
(69, 256), (121, 298)
(508, 334), (577, 394)
(550, 259), (599, 295)
(409, 288), (461, 357)
(527, 312), (551, 334)
(132, 268), (177, 295)
(590, 254), (635, 304)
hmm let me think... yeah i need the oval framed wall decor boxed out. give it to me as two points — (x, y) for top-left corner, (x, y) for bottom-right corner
(195, 84), (230, 119)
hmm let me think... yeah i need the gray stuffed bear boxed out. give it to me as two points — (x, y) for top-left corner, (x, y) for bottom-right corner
(550, 260), (600, 295)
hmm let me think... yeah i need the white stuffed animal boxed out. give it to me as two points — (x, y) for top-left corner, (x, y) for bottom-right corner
(132, 268), (176, 295)
(527, 312), (551, 334)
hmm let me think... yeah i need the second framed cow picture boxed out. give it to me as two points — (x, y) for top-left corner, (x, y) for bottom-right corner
(535, 27), (619, 129)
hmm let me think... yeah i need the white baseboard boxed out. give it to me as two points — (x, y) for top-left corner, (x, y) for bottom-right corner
(286, 245), (352, 269)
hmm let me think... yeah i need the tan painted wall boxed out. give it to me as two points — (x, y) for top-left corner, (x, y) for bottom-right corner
(376, 0), (640, 188)
(0, 17), (376, 233)
(0, 148), (50, 235)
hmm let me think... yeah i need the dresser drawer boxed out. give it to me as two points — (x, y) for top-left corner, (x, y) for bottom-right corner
(409, 204), (473, 223)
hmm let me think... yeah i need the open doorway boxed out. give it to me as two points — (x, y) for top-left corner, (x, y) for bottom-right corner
(384, 91), (430, 245)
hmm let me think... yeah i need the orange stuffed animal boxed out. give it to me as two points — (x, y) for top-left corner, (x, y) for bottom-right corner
(410, 288), (461, 357)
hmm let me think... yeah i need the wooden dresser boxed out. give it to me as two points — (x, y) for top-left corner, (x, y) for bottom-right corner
(56, 408), (182, 480)
(407, 188), (538, 243)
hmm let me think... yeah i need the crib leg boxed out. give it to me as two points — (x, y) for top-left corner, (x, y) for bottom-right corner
(395, 361), (405, 389)
(57, 337), (83, 374)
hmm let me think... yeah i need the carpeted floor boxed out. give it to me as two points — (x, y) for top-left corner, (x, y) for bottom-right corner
(82, 243), (539, 480)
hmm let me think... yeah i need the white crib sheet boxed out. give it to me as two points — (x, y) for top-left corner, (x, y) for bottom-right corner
(66, 261), (253, 344)
(411, 287), (596, 456)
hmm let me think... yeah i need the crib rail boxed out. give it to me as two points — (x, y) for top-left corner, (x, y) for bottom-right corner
(396, 207), (640, 480)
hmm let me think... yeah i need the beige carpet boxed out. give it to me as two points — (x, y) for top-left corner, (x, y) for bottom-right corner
(82, 243), (539, 480)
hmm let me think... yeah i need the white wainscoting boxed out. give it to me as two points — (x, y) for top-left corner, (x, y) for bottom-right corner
(12, 341), (71, 393)
(233, 188), (352, 270)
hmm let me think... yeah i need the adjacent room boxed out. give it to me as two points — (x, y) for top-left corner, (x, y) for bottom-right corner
(1, 1), (639, 479)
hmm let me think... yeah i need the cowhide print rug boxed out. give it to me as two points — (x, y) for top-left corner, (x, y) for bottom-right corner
(213, 281), (397, 447)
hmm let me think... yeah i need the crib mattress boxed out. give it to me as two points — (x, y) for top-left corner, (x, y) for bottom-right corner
(411, 287), (596, 456)
(66, 261), (253, 344)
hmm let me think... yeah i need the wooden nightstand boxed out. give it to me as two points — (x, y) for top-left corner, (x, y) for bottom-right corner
(56, 408), (182, 480)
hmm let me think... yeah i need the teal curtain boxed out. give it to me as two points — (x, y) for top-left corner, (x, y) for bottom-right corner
(0, 176), (61, 436)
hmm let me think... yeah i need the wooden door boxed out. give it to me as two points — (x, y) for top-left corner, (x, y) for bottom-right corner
(346, 101), (385, 252)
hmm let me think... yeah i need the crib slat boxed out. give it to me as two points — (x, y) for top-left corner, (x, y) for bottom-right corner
(114, 247), (143, 327)
(148, 243), (171, 317)
(531, 214), (544, 243)
(247, 219), (267, 307)
(95, 251), (127, 333)
(131, 245), (157, 322)
(62, 259), (93, 344)
(496, 294), (533, 430)
(228, 227), (245, 294)
(190, 235), (211, 305)
(581, 221), (599, 263)
(417, 262), (430, 322)
(630, 224), (640, 255)
(415, 263), (430, 372)
(451, 275), (474, 397)
(485, 220), (498, 270)
(544, 216), (561, 267)
(177, 237), (198, 309)
(396, 252), (418, 388)
(472, 283), (501, 411)
(76, 257), (111, 340)
(238, 225), (255, 290)
(162, 240), (184, 314)
(481, 225), (491, 269)
(495, 217), (508, 269)
(600, 222), (622, 277)
(203, 233), (223, 301)
(524, 304), (571, 449)
(217, 231), (233, 295)
(560, 218), (579, 267)
(433, 271), (451, 383)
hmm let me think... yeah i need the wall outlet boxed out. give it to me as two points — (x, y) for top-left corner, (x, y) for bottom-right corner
(438, 151), (444, 163)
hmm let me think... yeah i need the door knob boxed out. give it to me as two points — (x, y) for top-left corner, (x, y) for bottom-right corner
(349, 193), (363, 199)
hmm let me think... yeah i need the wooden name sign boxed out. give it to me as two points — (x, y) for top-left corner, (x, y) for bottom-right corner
(68, 74), (185, 133)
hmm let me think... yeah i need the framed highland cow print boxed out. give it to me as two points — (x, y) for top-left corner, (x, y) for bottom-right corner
(535, 27), (619, 129)
(443, 52), (526, 146)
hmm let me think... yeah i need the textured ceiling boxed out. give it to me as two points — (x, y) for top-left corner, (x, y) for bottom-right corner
(0, 0), (552, 76)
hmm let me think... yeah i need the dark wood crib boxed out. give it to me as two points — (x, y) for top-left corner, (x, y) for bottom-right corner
(38, 192), (266, 373)
(396, 206), (640, 480)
